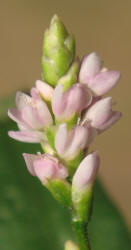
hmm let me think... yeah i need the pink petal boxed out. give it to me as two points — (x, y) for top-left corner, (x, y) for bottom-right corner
(79, 52), (101, 83)
(30, 87), (40, 99)
(22, 99), (52, 130)
(33, 157), (68, 183)
(8, 130), (42, 143)
(55, 124), (96, 160)
(84, 97), (113, 128)
(72, 152), (100, 189)
(35, 98), (53, 126)
(36, 80), (54, 101)
(98, 111), (122, 132)
(34, 158), (56, 182)
(55, 124), (68, 156)
(83, 124), (98, 145)
(23, 153), (41, 175)
(8, 108), (23, 124)
(8, 108), (31, 130)
(15, 92), (31, 109)
(22, 106), (45, 129)
(52, 84), (65, 116)
(65, 84), (92, 115)
(52, 84), (92, 119)
(88, 70), (121, 95)
(64, 125), (91, 159)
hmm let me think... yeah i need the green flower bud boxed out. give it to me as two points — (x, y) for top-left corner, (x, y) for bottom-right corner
(42, 15), (75, 86)
(72, 152), (99, 222)
(58, 58), (80, 91)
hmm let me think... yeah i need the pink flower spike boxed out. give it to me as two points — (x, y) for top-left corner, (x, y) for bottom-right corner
(72, 152), (100, 189)
(36, 80), (54, 101)
(82, 97), (122, 132)
(52, 84), (92, 120)
(23, 153), (68, 184)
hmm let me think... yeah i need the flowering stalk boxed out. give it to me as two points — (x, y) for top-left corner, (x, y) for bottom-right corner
(8, 15), (121, 250)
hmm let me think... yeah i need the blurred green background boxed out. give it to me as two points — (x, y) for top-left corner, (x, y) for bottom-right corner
(0, 0), (131, 249)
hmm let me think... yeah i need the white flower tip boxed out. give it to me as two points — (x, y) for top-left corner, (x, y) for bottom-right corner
(72, 151), (100, 189)
(102, 96), (112, 105)
(79, 52), (101, 83)
(36, 80), (53, 101)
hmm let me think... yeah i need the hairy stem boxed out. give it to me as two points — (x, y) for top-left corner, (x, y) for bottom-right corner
(72, 220), (90, 250)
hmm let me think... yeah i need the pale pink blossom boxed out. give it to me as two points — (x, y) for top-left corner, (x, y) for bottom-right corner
(36, 80), (54, 101)
(72, 151), (100, 189)
(81, 97), (121, 133)
(8, 89), (53, 143)
(52, 83), (92, 121)
(55, 123), (97, 160)
(79, 52), (121, 96)
(23, 153), (68, 184)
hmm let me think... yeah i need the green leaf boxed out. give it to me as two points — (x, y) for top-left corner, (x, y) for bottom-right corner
(0, 117), (131, 250)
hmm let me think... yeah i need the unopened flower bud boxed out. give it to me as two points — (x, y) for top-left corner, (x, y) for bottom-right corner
(72, 152), (100, 222)
(82, 96), (122, 133)
(72, 152), (100, 190)
(42, 15), (75, 86)
(79, 52), (121, 96)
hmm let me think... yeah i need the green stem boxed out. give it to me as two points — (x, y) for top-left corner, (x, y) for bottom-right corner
(72, 220), (90, 250)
